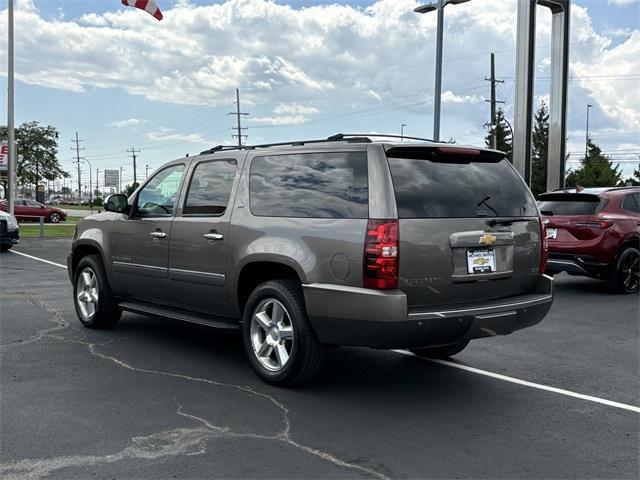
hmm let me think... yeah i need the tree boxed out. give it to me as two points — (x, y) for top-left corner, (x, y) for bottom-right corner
(621, 167), (640, 186)
(485, 108), (512, 161)
(531, 101), (549, 196)
(0, 122), (69, 194)
(123, 182), (139, 197)
(565, 137), (623, 188)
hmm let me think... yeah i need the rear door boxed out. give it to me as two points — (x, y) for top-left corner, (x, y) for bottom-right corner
(385, 146), (541, 310)
(169, 156), (240, 317)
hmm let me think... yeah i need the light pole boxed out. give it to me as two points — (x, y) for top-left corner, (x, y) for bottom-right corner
(79, 158), (93, 211)
(401, 124), (407, 142)
(414, 0), (470, 141)
(585, 104), (593, 161)
(7, 0), (15, 214)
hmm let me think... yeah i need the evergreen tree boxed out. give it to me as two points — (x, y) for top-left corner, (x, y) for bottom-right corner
(485, 108), (512, 161)
(621, 168), (640, 186)
(565, 137), (623, 188)
(531, 101), (549, 196)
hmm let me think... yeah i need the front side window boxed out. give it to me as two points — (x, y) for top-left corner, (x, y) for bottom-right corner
(249, 152), (368, 219)
(135, 164), (184, 217)
(183, 159), (237, 215)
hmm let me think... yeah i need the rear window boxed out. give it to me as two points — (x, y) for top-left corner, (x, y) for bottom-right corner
(387, 152), (537, 218)
(537, 194), (602, 216)
(249, 152), (368, 218)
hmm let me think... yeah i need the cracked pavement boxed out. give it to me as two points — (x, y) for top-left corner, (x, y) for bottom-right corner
(1, 238), (638, 479)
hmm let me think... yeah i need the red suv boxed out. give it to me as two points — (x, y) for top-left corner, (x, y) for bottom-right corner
(0, 199), (68, 223)
(538, 187), (640, 293)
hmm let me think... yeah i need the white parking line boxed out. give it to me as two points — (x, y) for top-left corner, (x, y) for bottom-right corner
(394, 350), (640, 414)
(9, 250), (67, 269)
(5, 249), (640, 414)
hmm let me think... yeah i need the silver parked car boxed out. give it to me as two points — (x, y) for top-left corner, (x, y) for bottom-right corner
(68, 134), (553, 385)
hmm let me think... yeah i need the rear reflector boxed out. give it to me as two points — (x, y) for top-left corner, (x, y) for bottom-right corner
(539, 216), (548, 275)
(363, 219), (399, 289)
(571, 221), (613, 229)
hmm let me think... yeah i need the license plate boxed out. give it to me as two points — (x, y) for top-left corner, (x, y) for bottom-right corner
(546, 228), (558, 240)
(467, 249), (496, 274)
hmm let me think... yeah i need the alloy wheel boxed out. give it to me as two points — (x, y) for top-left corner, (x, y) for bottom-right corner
(250, 298), (294, 372)
(76, 267), (99, 319)
(620, 250), (640, 292)
(50, 213), (61, 223)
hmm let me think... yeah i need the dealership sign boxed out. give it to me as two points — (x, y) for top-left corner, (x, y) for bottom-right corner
(0, 143), (7, 170)
(104, 169), (119, 188)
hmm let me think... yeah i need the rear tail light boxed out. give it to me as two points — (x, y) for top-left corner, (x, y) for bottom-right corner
(539, 216), (548, 275)
(571, 220), (613, 229)
(363, 219), (399, 289)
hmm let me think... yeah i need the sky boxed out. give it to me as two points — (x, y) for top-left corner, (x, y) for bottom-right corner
(0, 0), (639, 190)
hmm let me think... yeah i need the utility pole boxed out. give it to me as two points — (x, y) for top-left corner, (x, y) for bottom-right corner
(145, 164), (150, 178)
(228, 88), (249, 146)
(71, 132), (85, 203)
(96, 168), (100, 199)
(7, 0), (15, 214)
(127, 147), (140, 186)
(401, 124), (407, 142)
(485, 53), (505, 149)
(119, 166), (124, 193)
(585, 104), (593, 161)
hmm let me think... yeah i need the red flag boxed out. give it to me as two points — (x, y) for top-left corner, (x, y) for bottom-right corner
(121, 0), (163, 21)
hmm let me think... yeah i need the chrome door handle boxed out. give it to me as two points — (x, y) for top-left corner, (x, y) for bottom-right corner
(149, 231), (167, 239)
(203, 233), (224, 241)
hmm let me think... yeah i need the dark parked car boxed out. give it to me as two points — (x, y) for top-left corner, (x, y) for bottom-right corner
(68, 134), (553, 385)
(0, 210), (19, 251)
(0, 199), (68, 223)
(539, 187), (640, 293)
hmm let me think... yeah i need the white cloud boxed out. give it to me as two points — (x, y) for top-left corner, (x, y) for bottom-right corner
(147, 128), (206, 144)
(109, 118), (146, 128)
(252, 115), (308, 126)
(273, 103), (319, 115)
(608, 0), (639, 6)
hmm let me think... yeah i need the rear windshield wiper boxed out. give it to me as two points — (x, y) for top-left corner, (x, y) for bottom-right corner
(486, 217), (533, 227)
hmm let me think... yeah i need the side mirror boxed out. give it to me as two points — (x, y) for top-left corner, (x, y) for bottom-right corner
(104, 194), (130, 214)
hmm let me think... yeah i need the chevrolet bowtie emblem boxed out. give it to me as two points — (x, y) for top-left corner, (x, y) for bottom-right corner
(479, 234), (497, 246)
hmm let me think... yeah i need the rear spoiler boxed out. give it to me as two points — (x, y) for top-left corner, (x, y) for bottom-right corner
(385, 145), (505, 163)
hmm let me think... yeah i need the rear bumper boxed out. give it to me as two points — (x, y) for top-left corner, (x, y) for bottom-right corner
(546, 253), (610, 278)
(303, 275), (553, 348)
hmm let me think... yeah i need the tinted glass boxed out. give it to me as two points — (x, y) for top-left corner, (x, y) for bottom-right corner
(537, 194), (601, 215)
(136, 164), (184, 217)
(388, 157), (537, 218)
(622, 194), (640, 213)
(250, 152), (368, 218)
(184, 159), (237, 215)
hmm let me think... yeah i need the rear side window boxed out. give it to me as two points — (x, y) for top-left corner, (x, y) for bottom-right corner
(387, 154), (537, 218)
(183, 159), (237, 215)
(537, 194), (602, 216)
(249, 152), (368, 218)
(622, 193), (640, 213)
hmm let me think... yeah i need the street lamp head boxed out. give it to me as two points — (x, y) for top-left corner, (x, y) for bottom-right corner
(414, 4), (437, 14)
(447, 0), (471, 4)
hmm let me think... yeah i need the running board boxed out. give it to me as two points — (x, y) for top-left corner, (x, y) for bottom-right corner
(118, 301), (240, 330)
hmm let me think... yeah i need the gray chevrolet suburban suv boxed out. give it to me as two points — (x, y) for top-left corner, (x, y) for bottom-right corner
(68, 134), (553, 385)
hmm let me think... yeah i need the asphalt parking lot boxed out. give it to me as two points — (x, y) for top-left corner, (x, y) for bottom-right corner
(1, 238), (638, 479)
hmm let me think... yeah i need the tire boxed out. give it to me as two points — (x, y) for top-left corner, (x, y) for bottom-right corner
(410, 340), (470, 359)
(242, 280), (325, 387)
(607, 247), (640, 294)
(49, 212), (61, 223)
(0, 244), (11, 252)
(73, 254), (121, 329)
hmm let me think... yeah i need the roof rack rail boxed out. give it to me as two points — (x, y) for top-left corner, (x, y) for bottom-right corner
(198, 132), (440, 155)
(328, 133), (445, 143)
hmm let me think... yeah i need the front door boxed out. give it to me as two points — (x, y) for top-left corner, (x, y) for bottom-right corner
(169, 157), (239, 317)
(110, 163), (186, 305)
